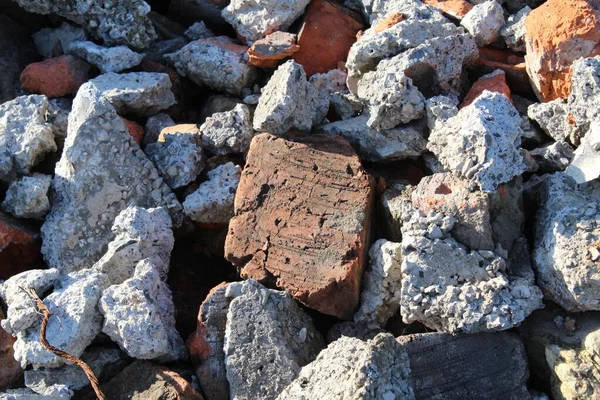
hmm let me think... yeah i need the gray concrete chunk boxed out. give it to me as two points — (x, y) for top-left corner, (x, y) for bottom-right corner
(501, 6), (531, 53)
(200, 104), (253, 155)
(2, 174), (52, 220)
(32, 22), (87, 59)
(461, 0), (505, 46)
(68, 41), (143, 73)
(527, 99), (573, 142)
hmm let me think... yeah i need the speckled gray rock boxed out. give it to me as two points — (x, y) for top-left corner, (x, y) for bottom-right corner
(99, 258), (187, 362)
(0, 269), (60, 335)
(166, 36), (257, 96)
(0, 388), (68, 399)
(354, 239), (402, 327)
(89, 72), (176, 117)
(222, 0), (311, 43)
(359, 0), (446, 25)
(400, 206), (543, 333)
(184, 21), (215, 41)
(2, 174), (52, 220)
(565, 120), (600, 183)
(0, 95), (56, 184)
(428, 91), (527, 192)
(224, 280), (324, 400)
(12, 0), (157, 49)
(144, 113), (174, 148)
(319, 115), (427, 162)
(308, 69), (348, 98)
(501, 6), (531, 52)
(527, 99), (573, 142)
(253, 60), (328, 135)
(40, 83), (181, 273)
(145, 124), (205, 189)
(68, 41), (143, 73)
(379, 183), (413, 242)
(530, 141), (574, 173)
(13, 269), (108, 369)
(24, 347), (129, 398)
(461, 0), (505, 46)
(183, 162), (241, 225)
(200, 104), (253, 155)
(46, 99), (71, 143)
(425, 94), (459, 131)
(532, 173), (600, 311)
(92, 206), (174, 285)
(33, 22), (87, 59)
(330, 92), (364, 120)
(277, 333), (414, 400)
(567, 56), (600, 141)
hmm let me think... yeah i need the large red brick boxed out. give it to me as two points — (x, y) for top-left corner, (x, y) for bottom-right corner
(248, 32), (299, 68)
(20, 55), (90, 98)
(292, 0), (364, 77)
(0, 211), (42, 280)
(225, 133), (374, 319)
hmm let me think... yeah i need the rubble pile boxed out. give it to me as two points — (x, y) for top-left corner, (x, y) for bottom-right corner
(1, 0), (600, 399)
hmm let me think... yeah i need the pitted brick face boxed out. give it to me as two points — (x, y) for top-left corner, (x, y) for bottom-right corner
(225, 133), (374, 319)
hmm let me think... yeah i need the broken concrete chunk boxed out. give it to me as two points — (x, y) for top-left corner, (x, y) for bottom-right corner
(248, 31), (299, 68)
(530, 141), (575, 173)
(567, 56), (600, 141)
(99, 259), (187, 362)
(166, 36), (257, 96)
(225, 133), (374, 319)
(92, 206), (174, 285)
(13, 269), (108, 369)
(380, 183), (413, 242)
(501, 6), (531, 52)
(253, 61), (328, 135)
(398, 332), (531, 399)
(460, 0), (505, 46)
(354, 239), (402, 327)
(565, 120), (600, 183)
(0, 388), (68, 399)
(89, 72), (176, 117)
(326, 321), (384, 343)
(12, 0), (157, 49)
(360, 0), (446, 25)
(0, 95), (56, 184)
(527, 99), (573, 142)
(184, 21), (215, 41)
(532, 173), (600, 311)
(145, 124), (205, 189)
(200, 104), (253, 155)
(222, 0), (311, 43)
(428, 91), (527, 192)
(422, 0), (474, 19)
(32, 22), (87, 59)
(400, 206), (543, 333)
(425, 94), (459, 131)
(224, 280), (324, 400)
(319, 115), (428, 162)
(330, 91), (364, 120)
(0, 269), (60, 335)
(183, 163), (241, 225)
(40, 83), (181, 273)
(144, 113), (175, 148)
(68, 41), (143, 73)
(2, 174), (52, 220)
(277, 333), (414, 400)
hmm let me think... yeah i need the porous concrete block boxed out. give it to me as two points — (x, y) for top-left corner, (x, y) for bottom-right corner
(2, 174), (52, 220)
(68, 41), (143, 73)
(501, 6), (531, 52)
(32, 22), (87, 59)
(565, 119), (600, 183)
(567, 56), (600, 141)
(530, 141), (574, 173)
(460, 0), (505, 46)
(200, 104), (253, 155)
(527, 99), (573, 142)
(184, 21), (215, 41)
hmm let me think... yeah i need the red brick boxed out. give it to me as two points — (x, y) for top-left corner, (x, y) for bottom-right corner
(422, 0), (473, 19)
(477, 47), (531, 96)
(460, 70), (512, 108)
(248, 32), (299, 68)
(373, 12), (405, 33)
(0, 211), (42, 280)
(20, 55), (90, 98)
(122, 118), (144, 145)
(293, 0), (365, 77)
(225, 133), (374, 319)
(0, 309), (22, 390)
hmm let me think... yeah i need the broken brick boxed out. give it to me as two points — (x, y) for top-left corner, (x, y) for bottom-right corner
(373, 12), (405, 33)
(422, 0), (473, 19)
(460, 70), (512, 108)
(0, 211), (42, 281)
(225, 133), (374, 319)
(248, 31), (299, 68)
(122, 118), (144, 146)
(20, 55), (90, 98)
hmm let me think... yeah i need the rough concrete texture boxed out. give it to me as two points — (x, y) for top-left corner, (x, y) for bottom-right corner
(428, 91), (527, 192)
(200, 104), (253, 155)
(425, 94), (459, 131)
(319, 114), (428, 162)
(501, 6), (531, 52)
(565, 119), (600, 183)
(185, 21), (215, 41)
(398, 332), (531, 399)
(2, 174), (52, 220)
(520, 306), (600, 400)
(68, 41), (143, 73)
(567, 56), (600, 141)
(524, 0), (600, 101)
(330, 91), (364, 120)
(92, 206), (174, 285)
(183, 162), (241, 225)
(248, 31), (299, 68)
(222, 0), (310, 43)
(40, 83), (181, 273)
(0, 388), (67, 399)
(277, 333), (414, 400)
(326, 321), (384, 343)
(527, 99), (573, 142)
(12, 0), (157, 49)
(166, 36), (257, 96)
(143, 113), (175, 148)
(253, 60), (328, 135)
(33, 22), (87, 59)
(99, 259), (187, 362)
(380, 183), (413, 242)
(309, 69), (348, 99)
(354, 239), (402, 327)
(460, 0), (504, 46)
(532, 173), (600, 312)
(24, 347), (130, 398)
(13, 269), (108, 369)
(224, 280), (324, 400)
(359, 0), (446, 25)
(0, 95), (56, 184)
(145, 124), (205, 189)
(400, 205), (543, 333)
(225, 133), (374, 320)
(530, 141), (574, 173)
(46, 99), (71, 142)
(89, 72), (176, 117)
(0, 269), (60, 335)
